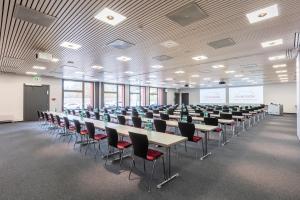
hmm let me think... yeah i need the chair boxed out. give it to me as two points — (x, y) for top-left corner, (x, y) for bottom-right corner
(145, 112), (153, 119)
(153, 110), (159, 114)
(178, 122), (204, 158)
(167, 109), (174, 115)
(160, 113), (169, 120)
(153, 119), (174, 134)
(128, 132), (165, 192)
(63, 117), (76, 143)
(85, 122), (107, 157)
(72, 110), (76, 115)
(132, 111), (139, 118)
(121, 110), (127, 116)
(132, 116), (142, 128)
(105, 127), (132, 166)
(73, 119), (88, 150)
(204, 117), (223, 146)
(220, 113), (232, 119)
(94, 112), (100, 120)
(117, 115), (126, 125)
(85, 111), (91, 118)
(67, 109), (71, 114)
(187, 115), (193, 123)
(103, 113), (111, 122)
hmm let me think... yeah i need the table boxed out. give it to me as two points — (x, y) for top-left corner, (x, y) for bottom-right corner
(47, 111), (187, 189)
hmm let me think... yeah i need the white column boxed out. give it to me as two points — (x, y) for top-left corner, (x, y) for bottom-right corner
(296, 52), (300, 140)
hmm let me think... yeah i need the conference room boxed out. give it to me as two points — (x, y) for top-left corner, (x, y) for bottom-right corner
(0, 0), (300, 199)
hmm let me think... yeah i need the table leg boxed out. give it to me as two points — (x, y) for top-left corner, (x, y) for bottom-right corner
(200, 131), (212, 160)
(157, 147), (179, 189)
(222, 124), (230, 145)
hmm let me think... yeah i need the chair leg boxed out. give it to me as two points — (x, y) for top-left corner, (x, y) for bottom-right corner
(148, 160), (157, 192)
(119, 150), (124, 166)
(105, 146), (110, 165)
(218, 132), (222, 147)
(201, 139), (205, 156)
(162, 156), (166, 180)
(68, 133), (73, 144)
(184, 141), (187, 152)
(143, 160), (146, 172)
(85, 138), (90, 155)
(128, 156), (135, 180)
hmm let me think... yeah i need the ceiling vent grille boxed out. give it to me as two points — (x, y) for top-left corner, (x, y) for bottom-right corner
(208, 38), (236, 49)
(13, 4), (56, 27)
(166, 2), (208, 26)
(107, 39), (135, 49)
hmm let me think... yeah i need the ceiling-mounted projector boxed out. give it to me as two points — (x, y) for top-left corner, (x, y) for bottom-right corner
(219, 80), (226, 85)
(36, 52), (53, 62)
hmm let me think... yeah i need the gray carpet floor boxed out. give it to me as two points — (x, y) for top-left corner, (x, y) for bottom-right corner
(0, 115), (299, 200)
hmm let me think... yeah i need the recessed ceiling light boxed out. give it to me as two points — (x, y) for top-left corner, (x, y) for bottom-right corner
(146, 80), (151, 83)
(52, 58), (59, 62)
(225, 70), (235, 74)
(278, 74), (288, 77)
(174, 70), (185, 74)
(60, 41), (81, 50)
(148, 75), (156, 78)
(261, 39), (283, 48)
(191, 74), (200, 78)
(234, 74), (244, 78)
(276, 70), (287, 73)
(94, 8), (126, 26)
(242, 77), (249, 80)
(91, 65), (104, 69)
(116, 56), (131, 61)
(26, 71), (37, 75)
(268, 55), (286, 61)
(213, 80), (219, 83)
(203, 77), (211, 81)
(192, 55), (208, 61)
(279, 77), (288, 80)
(165, 77), (173, 81)
(124, 71), (134, 74)
(246, 4), (278, 24)
(280, 80), (288, 83)
(212, 64), (225, 69)
(75, 71), (84, 75)
(199, 83), (205, 86)
(160, 40), (179, 48)
(179, 80), (186, 83)
(151, 65), (164, 69)
(190, 82), (196, 84)
(273, 64), (287, 68)
(32, 66), (46, 70)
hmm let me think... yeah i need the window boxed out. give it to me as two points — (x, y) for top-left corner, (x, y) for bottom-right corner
(141, 87), (146, 106)
(63, 80), (94, 110)
(158, 88), (163, 105)
(149, 87), (158, 105)
(130, 86), (141, 107)
(103, 84), (124, 107)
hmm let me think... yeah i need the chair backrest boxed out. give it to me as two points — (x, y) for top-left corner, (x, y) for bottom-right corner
(129, 132), (148, 159)
(213, 110), (220, 114)
(220, 113), (232, 119)
(37, 111), (41, 118)
(145, 112), (153, 118)
(104, 113), (111, 122)
(187, 115), (192, 123)
(153, 109), (159, 114)
(67, 110), (71, 114)
(72, 110), (76, 115)
(73, 119), (81, 133)
(85, 122), (95, 138)
(204, 117), (218, 126)
(85, 111), (91, 118)
(232, 111), (242, 116)
(121, 110), (127, 116)
(50, 114), (55, 123)
(153, 119), (166, 133)
(178, 122), (195, 141)
(132, 116), (142, 128)
(63, 117), (70, 129)
(55, 115), (61, 125)
(167, 109), (174, 115)
(160, 113), (169, 120)
(117, 115), (126, 125)
(94, 112), (100, 120)
(40, 112), (44, 119)
(105, 127), (118, 148)
(132, 111), (139, 118)
(44, 113), (49, 121)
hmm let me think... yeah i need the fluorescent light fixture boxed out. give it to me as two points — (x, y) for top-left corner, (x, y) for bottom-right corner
(124, 71), (134, 74)
(179, 80), (186, 83)
(278, 74), (288, 77)
(234, 74), (244, 78)
(94, 8), (126, 26)
(213, 80), (219, 83)
(276, 70), (287, 73)
(280, 77), (288, 80)
(242, 77), (249, 80)
(174, 70), (185, 74)
(148, 75), (156, 78)
(225, 70), (235, 74)
(246, 4), (278, 24)
(151, 65), (164, 69)
(52, 58), (59, 62)
(268, 55), (286, 61)
(203, 77), (211, 81)
(212, 64), (225, 69)
(116, 56), (131, 61)
(280, 80), (288, 82)
(91, 65), (104, 69)
(189, 82), (196, 84)
(261, 39), (283, 48)
(160, 40), (179, 48)
(75, 71), (84, 75)
(199, 83), (205, 86)
(32, 66), (46, 70)
(26, 71), (37, 75)
(192, 55), (208, 61)
(165, 77), (173, 81)
(60, 41), (81, 49)
(191, 74), (200, 78)
(272, 64), (287, 68)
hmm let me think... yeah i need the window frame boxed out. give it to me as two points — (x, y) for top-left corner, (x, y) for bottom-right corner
(103, 83), (125, 107)
(129, 85), (141, 107)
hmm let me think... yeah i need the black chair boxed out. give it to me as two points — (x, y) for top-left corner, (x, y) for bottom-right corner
(167, 109), (174, 115)
(128, 132), (165, 192)
(178, 122), (204, 158)
(121, 110), (127, 116)
(132, 111), (139, 118)
(72, 110), (76, 115)
(105, 127), (132, 165)
(94, 112), (100, 120)
(153, 119), (174, 134)
(132, 116), (142, 128)
(145, 112), (153, 119)
(117, 115), (126, 125)
(103, 113), (111, 122)
(213, 110), (220, 114)
(204, 117), (223, 146)
(63, 117), (76, 143)
(153, 110), (159, 114)
(160, 113), (169, 120)
(187, 115), (192, 123)
(67, 109), (71, 114)
(220, 113), (232, 119)
(85, 111), (91, 118)
(85, 122), (107, 157)
(73, 119), (88, 150)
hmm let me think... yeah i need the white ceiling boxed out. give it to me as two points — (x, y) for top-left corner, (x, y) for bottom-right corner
(0, 0), (298, 88)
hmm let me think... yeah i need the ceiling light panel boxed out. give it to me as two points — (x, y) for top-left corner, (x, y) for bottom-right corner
(60, 41), (81, 49)
(272, 64), (286, 68)
(246, 4), (278, 24)
(212, 65), (225, 69)
(160, 40), (179, 48)
(91, 65), (104, 69)
(276, 70), (287, 73)
(32, 66), (46, 70)
(26, 71), (37, 75)
(151, 65), (164, 69)
(261, 39), (283, 48)
(192, 55), (208, 60)
(174, 70), (185, 74)
(116, 56), (131, 61)
(107, 39), (134, 49)
(268, 55), (286, 61)
(94, 8), (126, 26)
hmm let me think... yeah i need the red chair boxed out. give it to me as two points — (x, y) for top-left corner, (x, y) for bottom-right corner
(85, 122), (107, 158)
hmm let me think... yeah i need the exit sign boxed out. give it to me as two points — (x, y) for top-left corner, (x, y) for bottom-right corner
(33, 76), (41, 81)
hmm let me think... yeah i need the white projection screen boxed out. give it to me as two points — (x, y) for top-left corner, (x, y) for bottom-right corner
(200, 88), (226, 104)
(229, 86), (263, 104)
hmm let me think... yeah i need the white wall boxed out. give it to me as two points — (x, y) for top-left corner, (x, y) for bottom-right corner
(166, 88), (176, 105)
(0, 74), (62, 121)
(177, 83), (296, 113)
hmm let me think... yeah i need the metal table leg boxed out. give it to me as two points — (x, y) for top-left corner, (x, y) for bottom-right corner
(222, 124), (230, 145)
(200, 131), (212, 160)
